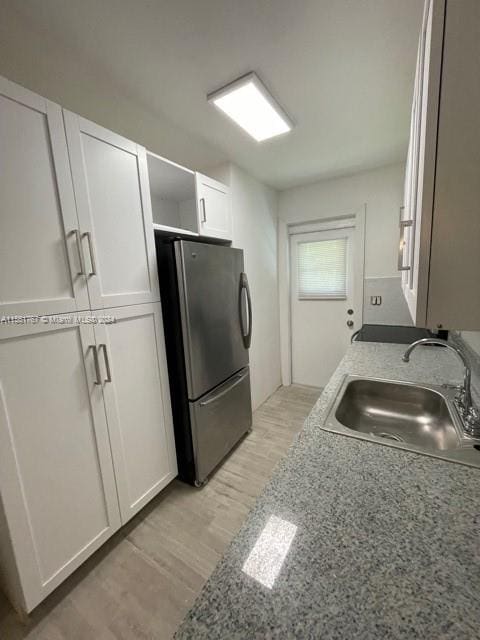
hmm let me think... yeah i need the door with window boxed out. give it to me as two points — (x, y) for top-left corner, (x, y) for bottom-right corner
(290, 226), (357, 387)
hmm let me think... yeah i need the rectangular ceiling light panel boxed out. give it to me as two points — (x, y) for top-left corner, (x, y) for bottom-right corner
(208, 72), (293, 142)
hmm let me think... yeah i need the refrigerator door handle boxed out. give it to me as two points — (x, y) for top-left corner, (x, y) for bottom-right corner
(199, 369), (249, 407)
(239, 272), (252, 349)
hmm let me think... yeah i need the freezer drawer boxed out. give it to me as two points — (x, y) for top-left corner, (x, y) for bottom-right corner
(189, 367), (252, 484)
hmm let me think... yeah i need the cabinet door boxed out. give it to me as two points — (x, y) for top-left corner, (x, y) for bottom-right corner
(427, 0), (480, 329)
(196, 173), (232, 240)
(64, 112), (160, 310)
(401, 0), (445, 325)
(400, 22), (424, 310)
(0, 317), (121, 612)
(94, 303), (177, 524)
(0, 77), (89, 317)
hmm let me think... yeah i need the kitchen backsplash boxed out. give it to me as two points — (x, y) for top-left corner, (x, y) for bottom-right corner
(363, 277), (412, 326)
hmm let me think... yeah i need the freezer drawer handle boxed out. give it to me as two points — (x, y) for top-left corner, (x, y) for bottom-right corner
(239, 272), (252, 349)
(199, 370), (249, 407)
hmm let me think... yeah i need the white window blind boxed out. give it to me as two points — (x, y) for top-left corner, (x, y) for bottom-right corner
(297, 237), (348, 299)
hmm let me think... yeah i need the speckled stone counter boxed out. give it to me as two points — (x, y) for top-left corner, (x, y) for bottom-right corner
(175, 343), (480, 640)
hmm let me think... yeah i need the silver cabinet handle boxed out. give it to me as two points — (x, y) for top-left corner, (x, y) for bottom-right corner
(200, 197), (207, 223)
(398, 207), (413, 272)
(71, 229), (85, 275)
(99, 343), (112, 383)
(83, 231), (97, 276)
(90, 345), (102, 385)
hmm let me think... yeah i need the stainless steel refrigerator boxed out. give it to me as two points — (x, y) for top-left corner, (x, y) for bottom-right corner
(155, 237), (253, 487)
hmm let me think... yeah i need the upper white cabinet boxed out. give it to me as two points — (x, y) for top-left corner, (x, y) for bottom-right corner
(64, 112), (160, 309)
(401, 0), (480, 330)
(147, 152), (198, 235)
(0, 318), (121, 612)
(0, 77), (89, 317)
(94, 303), (177, 523)
(146, 153), (232, 241)
(196, 172), (232, 241)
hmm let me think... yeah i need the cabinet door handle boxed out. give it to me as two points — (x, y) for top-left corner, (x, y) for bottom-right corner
(71, 229), (85, 275)
(99, 343), (112, 383)
(398, 207), (413, 272)
(90, 345), (102, 385)
(83, 231), (97, 276)
(200, 198), (207, 223)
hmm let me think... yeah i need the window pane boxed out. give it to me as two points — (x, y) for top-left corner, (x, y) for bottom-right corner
(297, 237), (347, 299)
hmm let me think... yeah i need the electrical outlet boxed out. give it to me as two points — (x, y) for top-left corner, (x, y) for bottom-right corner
(370, 296), (382, 306)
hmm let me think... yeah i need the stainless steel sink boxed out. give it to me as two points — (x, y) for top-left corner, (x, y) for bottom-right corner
(323, 375), (480, 468)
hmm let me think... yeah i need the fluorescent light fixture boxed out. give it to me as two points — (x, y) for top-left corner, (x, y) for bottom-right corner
(242, 515), (297, 589)
(208, 72), (293, 142)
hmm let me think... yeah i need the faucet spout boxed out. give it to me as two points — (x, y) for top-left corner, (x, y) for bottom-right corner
(402, 338), (479, 436)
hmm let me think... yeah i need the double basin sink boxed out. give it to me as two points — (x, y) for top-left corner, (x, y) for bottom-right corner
(324, 376), (480, 468)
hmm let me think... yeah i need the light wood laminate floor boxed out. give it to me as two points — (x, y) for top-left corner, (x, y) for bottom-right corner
(0, 384), (320, 640)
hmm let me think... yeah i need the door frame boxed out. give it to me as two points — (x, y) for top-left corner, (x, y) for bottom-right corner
(278, 207), (366, 386)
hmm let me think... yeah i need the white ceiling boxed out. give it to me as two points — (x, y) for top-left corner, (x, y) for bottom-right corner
(13, 0), (423, 190)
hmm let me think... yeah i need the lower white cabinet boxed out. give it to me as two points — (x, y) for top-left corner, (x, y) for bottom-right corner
(0, 317), (121, 613)
(95, 304), (177, 523)
(0, 304), (176, 613)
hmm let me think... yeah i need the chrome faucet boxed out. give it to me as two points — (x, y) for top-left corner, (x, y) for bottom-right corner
(402, 338), (480, 437)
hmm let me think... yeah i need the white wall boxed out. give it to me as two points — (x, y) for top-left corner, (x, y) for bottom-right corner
(279, 162), (404, 277)
(278, 162), (405, 383)
(209, 164), (281, 411)
(0, 1), (225, 173)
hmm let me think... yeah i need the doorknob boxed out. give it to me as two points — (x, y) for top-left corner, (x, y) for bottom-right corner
(347, 320), (354, 328)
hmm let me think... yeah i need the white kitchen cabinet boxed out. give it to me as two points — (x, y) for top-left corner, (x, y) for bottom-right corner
(0, 317), (121, 613)
(196, 172), (232, 240)
(0, 306), (177, 612)
(94, 303), (177, 523)
(146, 159), (232, 241)
(147, 152), (199, 236)
(401, 0), (480, 330)
(0, 77), (89, 317)
(64, 112), (160, 310)
(0, 77), (178, 615)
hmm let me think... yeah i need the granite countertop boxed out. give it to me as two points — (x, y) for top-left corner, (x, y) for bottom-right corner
(175, 342), (480, 640)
